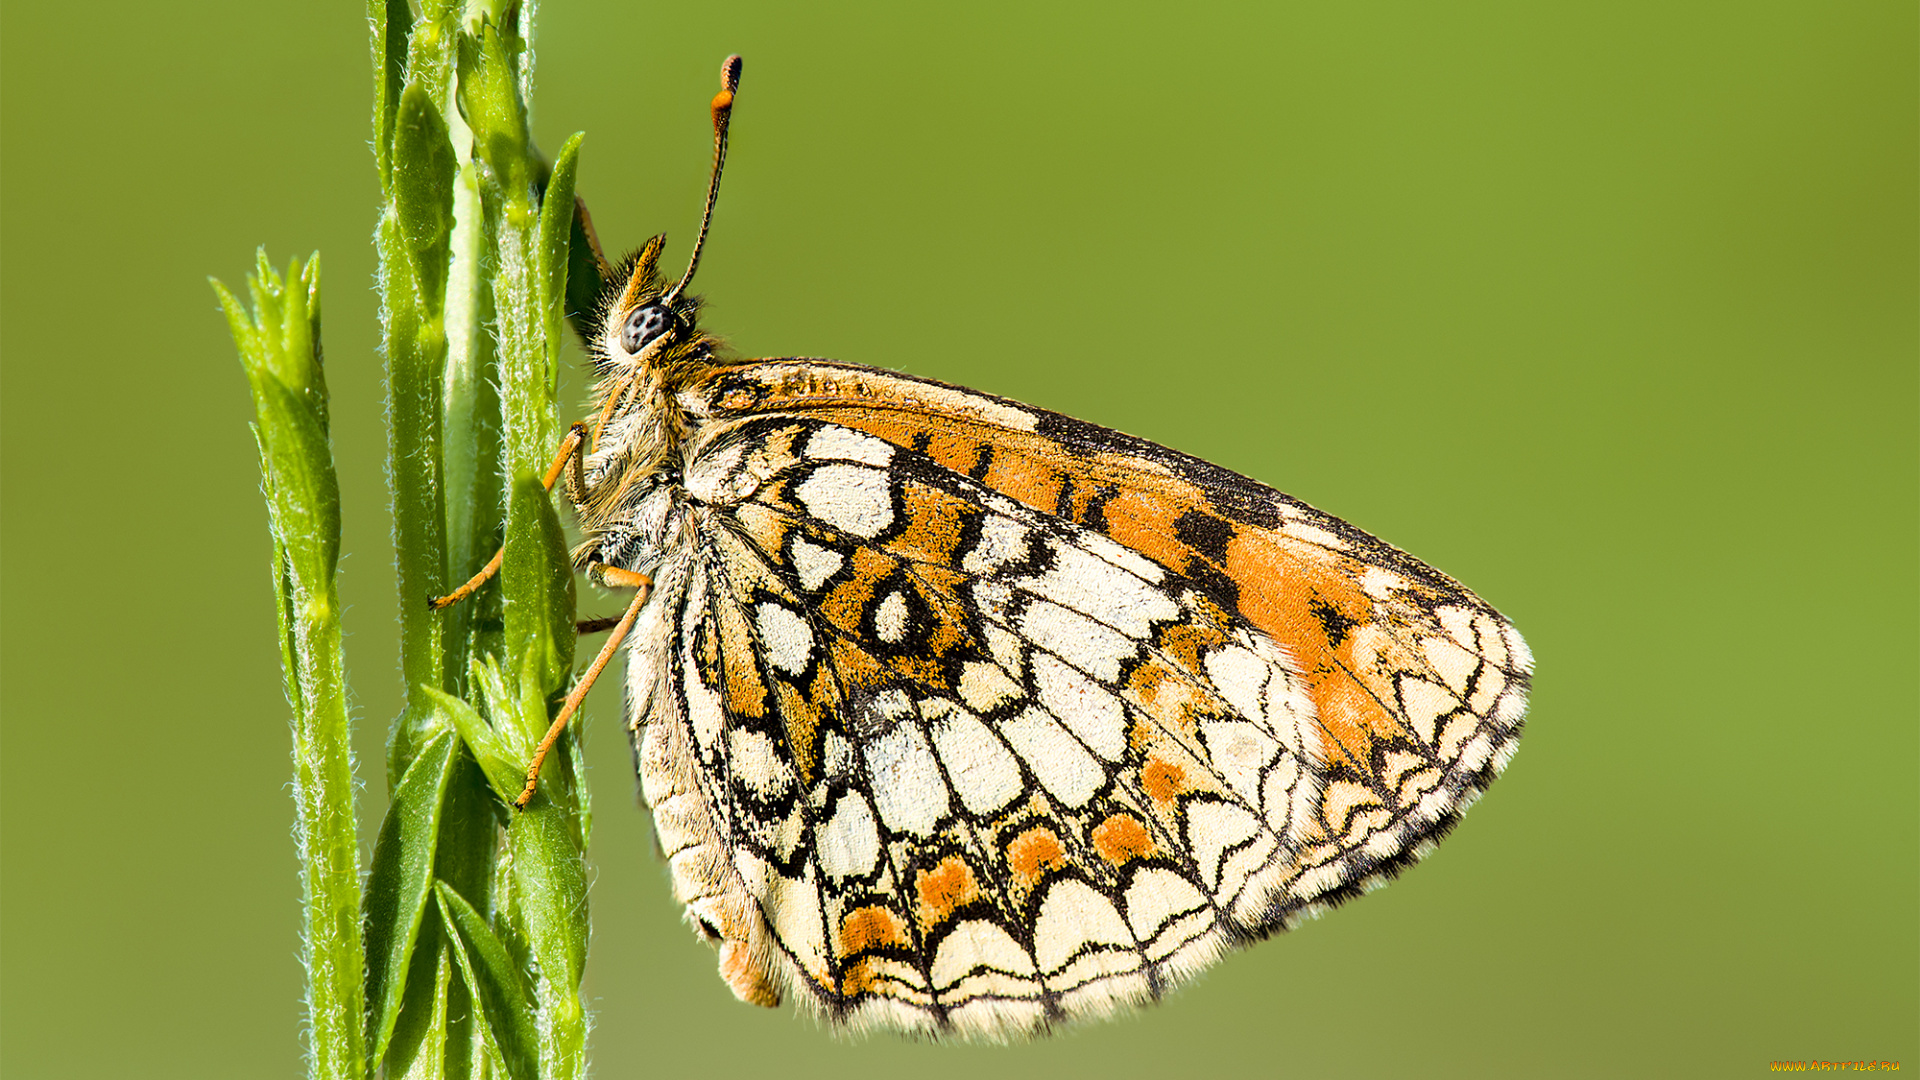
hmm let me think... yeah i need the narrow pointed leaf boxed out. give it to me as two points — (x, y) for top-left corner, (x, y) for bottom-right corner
(435, 882), (539, 1080)
(508, 804), (589, 991)
(537, 133), (583, 386)
(362, 728), (459, 1064)
(501, 473), (575, 699)
(456, 22), (531, 206)
(393, 83), (457, 308)
(424, 684), (519, 800)
(369, 0), (413, 188)
(563, 198), (607, 341)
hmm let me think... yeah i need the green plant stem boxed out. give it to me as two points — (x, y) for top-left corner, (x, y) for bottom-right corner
(365, 0), (594, 1074)
(216, 253), (365, 1080)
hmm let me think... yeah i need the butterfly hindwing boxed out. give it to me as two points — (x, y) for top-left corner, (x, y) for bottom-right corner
(620, 360), (1529, 1038)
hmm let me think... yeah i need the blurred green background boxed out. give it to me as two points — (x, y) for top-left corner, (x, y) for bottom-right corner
(2, 1), (1913, 1076)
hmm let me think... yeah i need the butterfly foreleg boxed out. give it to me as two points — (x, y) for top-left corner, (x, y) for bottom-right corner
(429, 422), (592, 611)
(511, 561), (653, 810)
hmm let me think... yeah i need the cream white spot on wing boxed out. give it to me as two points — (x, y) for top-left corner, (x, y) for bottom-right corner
(962, 514), (1031, 575)
(981, 623), (1026, 679)
(1361, 565), (1409, 599)
(1204, 644), (1271, 725)
(873, 590), (910, 644)
(1380, 749), (1427, 791)
(1033, 879), (1134, 973)
(998, 706), (1105, 808)
(1184, 799), (1261, 890)
(816, 791), (881, 881)
(789, 536), (843, 592)
(1020, 541), (1179, 638)
(1468, 664), (1507, 715)
(734, 852), (828, 980)
(1436, 605), (1479, 652)
(755, 602), (814, 677)
(1321, 781), (1383, 839)
(1281, 521), (1349, 550)
(1398, 676), (1457, 744)
(1078, 530), (1168, 583)
(931, 919), (1037, 988)
(823, 730), (855, 780)
(865, 723), (950, 837)
(1264, 753), (1318, 843)
(805, 425), (895, 467)
(926, 703), (1025, 815)
(1123, 868), (1210, 939)
(970, 581), (1014, 623)
(1423, 634), (1479, 696)
(957, 660), (1024, 713)
(1473, 613), (1509, 669)
(1017, 599), (1136, 683)
(1439, 712), (1479, 757)
(1031, 653), (1127, 762)
(727, 727), (793, 799)
(1197, 717), (1281, 805)
(794, 464), (893, 538)
(680, 580), (724, 755)
(865, 687), (917, 728)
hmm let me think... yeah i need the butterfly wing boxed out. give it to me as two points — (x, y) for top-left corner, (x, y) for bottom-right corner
(627, 359), (1531, 1039)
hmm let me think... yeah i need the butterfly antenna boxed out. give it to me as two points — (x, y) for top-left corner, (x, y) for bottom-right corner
(664, 54), (743, 307)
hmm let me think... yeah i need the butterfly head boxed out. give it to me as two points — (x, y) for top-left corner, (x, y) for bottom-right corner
(591, 234), (712, 378)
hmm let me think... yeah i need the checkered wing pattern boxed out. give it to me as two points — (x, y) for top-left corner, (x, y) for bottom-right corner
(623, 360), (1531, 1039)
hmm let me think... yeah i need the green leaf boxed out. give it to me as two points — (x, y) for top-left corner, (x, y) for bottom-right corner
(378, 206), (449, 786)
(508, 806), (588, 987)
(508, 805), (589, 1070)
(440, 158), (505, 684)
(369, 0), (413, 188)
(501, 473), (575, 697)
(563, 199), (607, 342)
(362, 728), (459, 1065)
(435, 882), (539, 1080)
(250, 374), (341, 585)
(382, 941), (455, 1080)
(456, 20), (531, 211)
(538, 132), (583, 388)
(425, 683), (520, 800)
(393, 83), (458, 309)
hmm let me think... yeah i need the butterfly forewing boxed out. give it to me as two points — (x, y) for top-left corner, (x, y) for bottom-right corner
(615, 358), (1530, 1038)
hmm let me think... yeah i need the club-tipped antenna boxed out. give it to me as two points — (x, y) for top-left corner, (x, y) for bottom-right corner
(663, 55), (742, 307)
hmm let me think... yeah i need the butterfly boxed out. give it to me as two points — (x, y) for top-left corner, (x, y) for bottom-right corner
(436, 55), (1532, 1040)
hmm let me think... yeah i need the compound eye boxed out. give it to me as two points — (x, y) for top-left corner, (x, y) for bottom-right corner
(620, 303), (674, 355)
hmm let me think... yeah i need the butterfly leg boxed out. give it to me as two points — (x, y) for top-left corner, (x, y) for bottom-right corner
(429, 422), (592, 610)
(512, 564), (652, 810)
